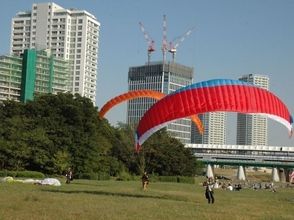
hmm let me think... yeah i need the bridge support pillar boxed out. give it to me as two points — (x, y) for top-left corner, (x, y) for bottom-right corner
(206, 164), (214, 179)
(237, 166), (246, 181)
(272, 168), (280, 182)
(279, 168), (286, 182)
(284, 169), (291, 182)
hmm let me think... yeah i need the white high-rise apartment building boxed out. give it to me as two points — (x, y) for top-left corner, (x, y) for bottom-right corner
(236, 74), (269, 145)
(191, 112), (227, 144)
(128, 61), (193, 144)
(10, 2), (100, 104)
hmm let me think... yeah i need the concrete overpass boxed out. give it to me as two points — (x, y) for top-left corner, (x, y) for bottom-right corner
(185, 144), (294, 182)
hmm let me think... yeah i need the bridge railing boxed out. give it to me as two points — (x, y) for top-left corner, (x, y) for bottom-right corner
(199, 158), (294, 167)
(194, 153), (294, 162)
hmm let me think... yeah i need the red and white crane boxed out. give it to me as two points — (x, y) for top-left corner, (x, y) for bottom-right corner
(139, 21), (155, 64)
(168, 27), (194, 62)
(162, 14), (168, 63)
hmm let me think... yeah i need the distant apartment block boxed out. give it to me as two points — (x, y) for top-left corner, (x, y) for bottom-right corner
(236, 74), (269, 146)
(191, 112), (227, 145)
(0, 49), (69, 103)
(10, 2), (100, 104)
(128, 61), (193, 144)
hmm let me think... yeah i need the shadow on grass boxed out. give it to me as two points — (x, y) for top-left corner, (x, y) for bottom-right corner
(42, 188), (190, 202)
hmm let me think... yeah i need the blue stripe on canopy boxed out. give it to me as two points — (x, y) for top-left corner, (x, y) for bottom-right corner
(171, 79), (255, 95)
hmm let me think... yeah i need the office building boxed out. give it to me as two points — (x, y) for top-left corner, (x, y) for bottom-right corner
(236, 74), (269, 145)
(10, 2), (100, 104)
(0, 49), (69, 102)
(127, 61), (193, 144)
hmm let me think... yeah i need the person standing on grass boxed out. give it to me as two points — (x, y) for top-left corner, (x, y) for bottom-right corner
(205, 177), (215, 204)
(141, 171), (149, 190)
(65, 167), (73, 184)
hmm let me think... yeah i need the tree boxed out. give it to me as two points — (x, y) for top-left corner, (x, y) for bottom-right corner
(110, 123), (141, 175)
(142, 129), (200, 176)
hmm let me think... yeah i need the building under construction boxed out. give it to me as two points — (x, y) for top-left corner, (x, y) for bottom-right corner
(127, 61), (193, 144)
(127, 15), (195, 144)
(0, 49), (69, 103)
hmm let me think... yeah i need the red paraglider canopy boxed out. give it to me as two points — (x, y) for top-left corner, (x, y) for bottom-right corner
(136, 79), (293, 151)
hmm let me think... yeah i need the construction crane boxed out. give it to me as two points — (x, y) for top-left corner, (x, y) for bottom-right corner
(162, 15), (168, 63)
(139, 22), (155, 64)
(168, 27), (194, 62)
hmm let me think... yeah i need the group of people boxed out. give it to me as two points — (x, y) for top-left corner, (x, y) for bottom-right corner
(253, 182), (276, 192)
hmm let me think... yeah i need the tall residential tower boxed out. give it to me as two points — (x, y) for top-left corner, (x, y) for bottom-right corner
(10, 2), (100, 104)
(236, 74), (269, 145)
(191, 112), (227, 144)
(127, 61), (193, 144)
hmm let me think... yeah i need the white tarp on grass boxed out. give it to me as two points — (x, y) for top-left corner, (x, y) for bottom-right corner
(1, 177), (61, 186)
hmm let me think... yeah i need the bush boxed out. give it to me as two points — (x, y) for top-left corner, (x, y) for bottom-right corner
(116, 170), (133, 181)
(78, 172), (98, 180)
(0, 170), (8, 177)
(177, 176), (195, 184)
(77, 172), (110, 180)
(147, 175), (195, 184)
(97, 172), (110, 180)
(16, 171), (45, 179)
(0, 170), (45, 178)
(158, 176), (178, 183)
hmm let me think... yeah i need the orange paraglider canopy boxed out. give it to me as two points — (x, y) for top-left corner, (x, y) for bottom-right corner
(99, 90), (204, 135)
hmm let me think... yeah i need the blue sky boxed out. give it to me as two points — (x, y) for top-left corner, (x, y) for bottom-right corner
(0, 0), (293, 146)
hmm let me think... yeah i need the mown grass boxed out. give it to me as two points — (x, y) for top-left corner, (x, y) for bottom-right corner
(0, 177), (293, 220)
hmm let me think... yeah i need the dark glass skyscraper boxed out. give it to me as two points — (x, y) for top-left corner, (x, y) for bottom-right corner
(127, 61), (193, 144)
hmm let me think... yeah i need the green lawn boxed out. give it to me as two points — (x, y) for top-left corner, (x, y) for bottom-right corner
(0, 178), (293, 220)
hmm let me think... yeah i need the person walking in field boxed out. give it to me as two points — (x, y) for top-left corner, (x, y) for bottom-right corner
(141, 171), (149, 191)
(205, 177), (215, 204)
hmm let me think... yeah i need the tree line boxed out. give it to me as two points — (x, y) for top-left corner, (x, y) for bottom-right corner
(0, 93), (203, 178)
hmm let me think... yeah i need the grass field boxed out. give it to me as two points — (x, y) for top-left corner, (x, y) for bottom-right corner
(0, 176), (293, 220)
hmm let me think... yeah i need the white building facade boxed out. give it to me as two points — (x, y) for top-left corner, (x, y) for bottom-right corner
(236, 74), (269, 145)
(10, 2), (100, 104)
(191, 112), (227, 145)
(127, 61), (193, 144)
